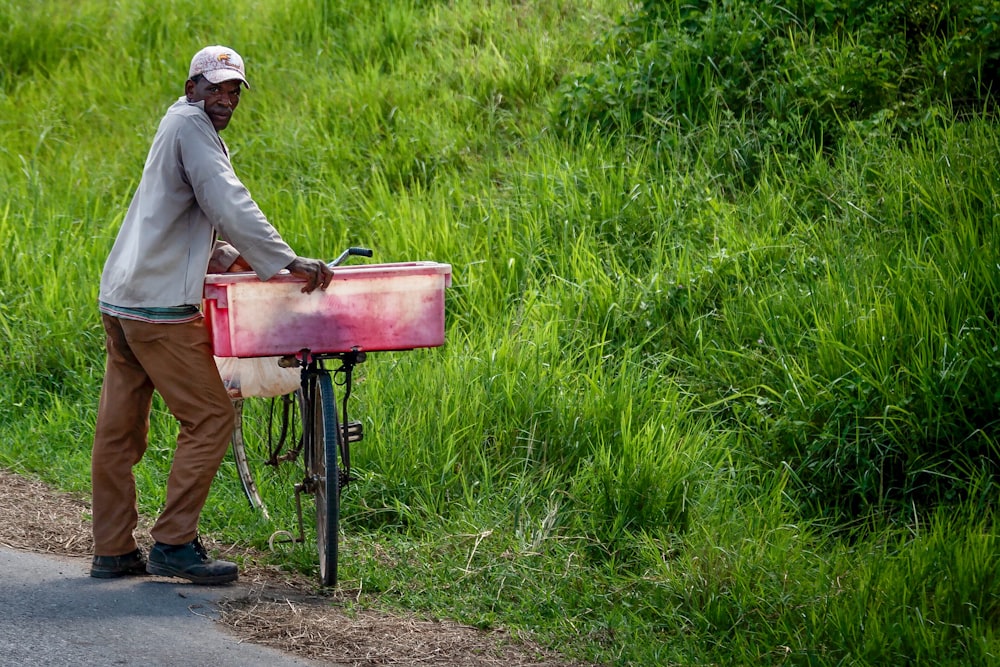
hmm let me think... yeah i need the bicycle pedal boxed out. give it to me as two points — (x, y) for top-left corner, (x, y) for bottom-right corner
(344, 420), (363, 443)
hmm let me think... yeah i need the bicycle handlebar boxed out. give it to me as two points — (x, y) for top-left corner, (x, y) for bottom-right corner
(328, 247), (374, 268)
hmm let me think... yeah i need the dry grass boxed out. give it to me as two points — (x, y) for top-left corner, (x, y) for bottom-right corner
(0, 468), (95, 556)
(219, 594), (577, 666)
(0, 469), (587, 666)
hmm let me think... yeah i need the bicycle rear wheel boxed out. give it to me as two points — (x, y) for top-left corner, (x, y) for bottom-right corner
(308, 370), (341, 586)
(231, 391), (302, 519)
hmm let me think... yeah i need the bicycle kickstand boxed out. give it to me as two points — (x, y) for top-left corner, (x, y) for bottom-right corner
(266, 482), (308, 550)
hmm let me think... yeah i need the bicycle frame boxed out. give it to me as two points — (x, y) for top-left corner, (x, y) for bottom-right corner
(268, 349), (365, 578)
(295, 348), (366, 483)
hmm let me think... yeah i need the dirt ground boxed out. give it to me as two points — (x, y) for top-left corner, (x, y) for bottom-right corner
(0, 469), (587, 666)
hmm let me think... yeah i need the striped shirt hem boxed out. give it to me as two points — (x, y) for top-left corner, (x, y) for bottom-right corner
(99, 301), (201, 324)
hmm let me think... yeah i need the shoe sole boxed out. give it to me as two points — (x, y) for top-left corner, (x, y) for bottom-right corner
(90, 567), (149, 579)
(146, 562), (238, 585)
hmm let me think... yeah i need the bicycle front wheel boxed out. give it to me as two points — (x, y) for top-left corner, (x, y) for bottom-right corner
(309, 370), (341, 586)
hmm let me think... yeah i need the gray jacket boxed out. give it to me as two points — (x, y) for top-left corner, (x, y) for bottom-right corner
(99, 96), (296, 308)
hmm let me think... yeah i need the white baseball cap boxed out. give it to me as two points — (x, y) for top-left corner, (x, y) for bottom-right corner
(188, 45), (250, 88)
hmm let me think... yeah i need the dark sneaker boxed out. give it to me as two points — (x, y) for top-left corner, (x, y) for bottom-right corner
(146, 537), (238, 585)
(90, 548), (148, 579)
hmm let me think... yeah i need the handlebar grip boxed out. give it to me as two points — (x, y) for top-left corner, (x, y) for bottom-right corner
(329, 247), (374, 268)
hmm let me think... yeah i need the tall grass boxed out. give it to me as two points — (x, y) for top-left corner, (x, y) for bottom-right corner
(1, 0), (997, 664)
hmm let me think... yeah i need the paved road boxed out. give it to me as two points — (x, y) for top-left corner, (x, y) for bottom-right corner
(0, 547), (330, 666)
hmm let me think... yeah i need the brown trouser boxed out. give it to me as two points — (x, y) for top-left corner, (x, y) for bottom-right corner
(91, 313), (234, 556)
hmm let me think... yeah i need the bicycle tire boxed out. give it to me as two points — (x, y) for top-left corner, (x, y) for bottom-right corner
(312, 370), (341, 586)
(231, 391), (303, 519)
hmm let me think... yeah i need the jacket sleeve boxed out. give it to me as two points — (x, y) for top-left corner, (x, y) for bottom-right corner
(208, 239), (240, 273)
(177, 117), (297, 281)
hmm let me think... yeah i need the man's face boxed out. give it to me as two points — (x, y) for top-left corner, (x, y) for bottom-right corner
(185, 77), (242, 131)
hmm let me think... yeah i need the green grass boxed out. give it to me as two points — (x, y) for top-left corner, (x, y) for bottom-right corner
(1, 0), (998, 664)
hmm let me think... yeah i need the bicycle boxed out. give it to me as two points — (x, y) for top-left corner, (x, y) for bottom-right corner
(229, 347), (365, 586)
(206, 248), (451, 587)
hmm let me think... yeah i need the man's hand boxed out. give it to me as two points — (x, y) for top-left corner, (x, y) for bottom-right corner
(285, 257), (334, 293)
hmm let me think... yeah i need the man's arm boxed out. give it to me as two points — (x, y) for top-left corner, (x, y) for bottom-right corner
(177, 116), (296, 280)
(208, 239), (248, 272)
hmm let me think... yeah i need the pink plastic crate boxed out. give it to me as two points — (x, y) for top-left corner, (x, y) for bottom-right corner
(204, 262), (452, 358)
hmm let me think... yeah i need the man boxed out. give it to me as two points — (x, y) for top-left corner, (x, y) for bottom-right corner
(89, 46), (333, 584)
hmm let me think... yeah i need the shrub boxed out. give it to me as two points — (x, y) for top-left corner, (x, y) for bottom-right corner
(553, 0), (1000, 178)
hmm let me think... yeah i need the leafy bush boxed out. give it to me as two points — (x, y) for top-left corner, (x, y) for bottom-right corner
(553, 0), (1000, 181)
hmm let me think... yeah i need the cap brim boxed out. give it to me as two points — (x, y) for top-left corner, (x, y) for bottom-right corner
(203, 69), (250, 89)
